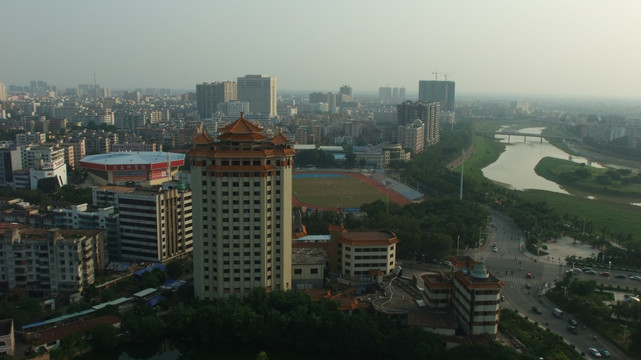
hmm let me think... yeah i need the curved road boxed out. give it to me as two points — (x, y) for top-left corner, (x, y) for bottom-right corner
(477, 208), (634, 360)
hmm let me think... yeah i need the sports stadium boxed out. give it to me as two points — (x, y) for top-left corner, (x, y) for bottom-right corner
(79, 152), (185, 187)
(292, 171), (424, 212)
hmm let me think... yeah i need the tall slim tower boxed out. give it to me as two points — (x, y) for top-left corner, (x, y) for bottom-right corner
(237, 75), (277, 117)
(0, 80), (7, 101)
(189, 114), (294, 300)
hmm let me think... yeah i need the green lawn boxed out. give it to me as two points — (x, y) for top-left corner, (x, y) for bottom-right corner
(535, 157), (641, 200)
(461, 133), (641, 242)
(293, 175), (386, 208)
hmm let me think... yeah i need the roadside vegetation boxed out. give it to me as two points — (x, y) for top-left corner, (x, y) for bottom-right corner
(547, 272), (641, 357)
(499, 309), (584, 360)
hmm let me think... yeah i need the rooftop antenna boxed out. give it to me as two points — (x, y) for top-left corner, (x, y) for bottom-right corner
(432, 71), (439, 80)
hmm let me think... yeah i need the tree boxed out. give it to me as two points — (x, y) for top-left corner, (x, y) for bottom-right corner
(82, 284), (99, 303)
(166, 259), (184, 279)
(344, 152), (356, 168)
(91, 323), (120, 350)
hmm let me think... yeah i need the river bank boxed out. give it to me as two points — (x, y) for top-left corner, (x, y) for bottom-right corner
(466, 127), (641, 243)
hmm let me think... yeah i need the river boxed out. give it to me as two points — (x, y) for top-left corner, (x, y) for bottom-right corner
(482, 127), (601, 194)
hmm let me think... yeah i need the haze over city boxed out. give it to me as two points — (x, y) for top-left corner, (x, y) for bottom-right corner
(2, 0), (641, 98)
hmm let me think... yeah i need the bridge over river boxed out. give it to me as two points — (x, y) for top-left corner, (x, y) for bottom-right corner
(475, 131), (578, 144)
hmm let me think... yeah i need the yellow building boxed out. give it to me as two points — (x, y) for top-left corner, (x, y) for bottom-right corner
(189, 114), (294, 300)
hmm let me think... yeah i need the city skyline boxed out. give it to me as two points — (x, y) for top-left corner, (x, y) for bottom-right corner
(2, 0), (641, 99)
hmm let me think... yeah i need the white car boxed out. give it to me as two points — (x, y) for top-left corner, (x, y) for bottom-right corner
(588, 348), (602, 358)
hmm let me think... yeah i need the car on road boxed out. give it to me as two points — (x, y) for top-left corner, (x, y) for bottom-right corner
(585, 270), (598, 275)
(614, 274), (626, 279)
(588, 347), (602, 358)
(532, 306), (542, 314)
(599, 272), (610, 277)
(566, 325), (579, 334)
(567, 319), (578, 326)
(630, 275), (641, 281)
(492, 246), (498, 252)
(571, 268), (582, 274)
(582, 267), (593, 272)
(597, 348), (610, 358)
(526, 272), (533, 278)
(525, 283), (532, 289)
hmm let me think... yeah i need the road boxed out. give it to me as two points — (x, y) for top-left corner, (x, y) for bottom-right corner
(475, 208), (634, 360)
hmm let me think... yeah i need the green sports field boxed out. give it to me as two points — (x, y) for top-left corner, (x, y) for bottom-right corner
(293, 174), (386, 208)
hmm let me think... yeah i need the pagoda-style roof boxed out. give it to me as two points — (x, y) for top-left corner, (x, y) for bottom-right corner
(218, 113), (264, 134)
(217, 113), (267, 142)
(193, 131), (214, 144)
(271, 130), (290, 145)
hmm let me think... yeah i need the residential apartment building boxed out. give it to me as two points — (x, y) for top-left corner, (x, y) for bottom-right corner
(61, 139), (85, 169)
(110, 142), (160, 152)
(0, 81), (6, 101)
(16, 132), (46, 146)
(397, 119), (425, 154)
(237, 75), (277, 117)
(396, 101), (441, 147)
(68, 111), (114, 127)
(0, 225), (108, 299)
(217, 101), (250, 118)
(53, 204), (120, 261)
(112, 186), (193, 262)
(0, 147), (22, 188)
(196, 81), (237, 119)
(189, 114), (294, 300)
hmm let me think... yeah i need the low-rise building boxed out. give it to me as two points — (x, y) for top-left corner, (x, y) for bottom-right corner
(420, 257), (504, 338)
(328, 225), (399, 279)
(0, 319), (14, 357)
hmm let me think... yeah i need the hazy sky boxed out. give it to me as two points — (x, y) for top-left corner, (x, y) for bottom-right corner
(2, 0), (641, 98)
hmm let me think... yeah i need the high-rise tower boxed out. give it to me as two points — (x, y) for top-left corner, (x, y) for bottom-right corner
(196, 82), (237, 119)
(418, 80), (455, 112)
(237, 75), (277, 117)
(189, 114), (294, 300)
(396, 101), (440, 146)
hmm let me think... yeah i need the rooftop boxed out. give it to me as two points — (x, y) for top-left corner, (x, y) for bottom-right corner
(80, 151), (185, 166)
